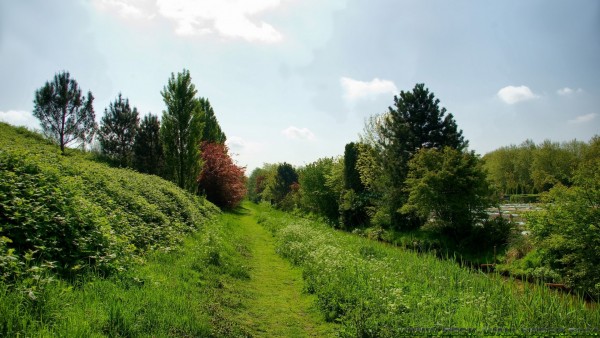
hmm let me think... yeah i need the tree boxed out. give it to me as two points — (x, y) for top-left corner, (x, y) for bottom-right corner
(340, 142), (368, 228)
(197, 142), (246, 209)
(298, 157), (339, 223)
(378, 83), (467, 229)
(33, 71), (97, 154)
(401, 147), (491, 240)
(247, 167), (267, 203)
(133, 113), (164, 176)
(98, 93), (139, 167)
(528, 154), (600, 299)
(198, 97), (226, 144)
(531, 140), (576, 192)
(160, 69), (204, 192)
(264, 162), (298, 208)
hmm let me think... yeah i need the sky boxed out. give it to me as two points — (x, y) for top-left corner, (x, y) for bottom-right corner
(1, 0), (598, 172)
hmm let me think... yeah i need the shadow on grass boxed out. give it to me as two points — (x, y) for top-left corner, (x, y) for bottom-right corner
(225, 205), (251, 216)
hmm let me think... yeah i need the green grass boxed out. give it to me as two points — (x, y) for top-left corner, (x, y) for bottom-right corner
(255, 203), (600, 337)
(222, 204), (337, 337)
(0, 209), (254, 337)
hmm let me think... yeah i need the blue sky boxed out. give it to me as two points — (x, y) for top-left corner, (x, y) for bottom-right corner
(1, 0), (598, 172)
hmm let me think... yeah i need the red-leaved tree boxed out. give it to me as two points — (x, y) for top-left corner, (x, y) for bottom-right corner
(198, 142), (247, 209)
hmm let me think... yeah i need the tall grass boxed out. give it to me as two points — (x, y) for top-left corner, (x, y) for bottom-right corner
(257, 204), (600, 337)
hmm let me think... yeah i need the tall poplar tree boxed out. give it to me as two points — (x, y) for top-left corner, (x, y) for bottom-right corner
(160, 70), (203, 192)
(99, 93), (139, 167)
(198, 97), (226, 144)
(33, 71), (96, 154)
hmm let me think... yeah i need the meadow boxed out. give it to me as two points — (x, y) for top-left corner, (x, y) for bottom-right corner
(256, 204), (600, 337)
(1, 122), (599, 337)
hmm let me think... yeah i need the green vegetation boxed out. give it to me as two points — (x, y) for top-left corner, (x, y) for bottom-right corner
(223, 204), (337, 337)
(33, 71), (97, 154)
(256, 203), (599, 337)
(98, 93), (140, 167)
(160, 69), (205, 193)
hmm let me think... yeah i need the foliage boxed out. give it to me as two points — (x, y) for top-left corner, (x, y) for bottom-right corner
(265, 162), (298, 209)
(372, 83), (468, 229)
(0, 122), (218, 285)
(197, 142), (247, 209)
(98, 93), (140, 167)
(160, 69), (204, 192)
(246, 166), (271, 203)
(32, 71), (97, 154)
(527, 154), (600, 299)
(0, 205), (249, 337)
(133, 113), (164, 176)
(340, 142), (369, 228)
(257, 205), (598, 336)
(401, 147), (492, 240)
(483, 138), (591, 195)
(531, 140), (578, 191)
(198, 97), (226, 144)
(297, 157), (339, 223)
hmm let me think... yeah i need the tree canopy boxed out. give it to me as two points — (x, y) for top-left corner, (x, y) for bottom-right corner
(375, 83), (468, 229)
(198, 97), (226, 144)
(197, 142), (246, 209)
(160, 69), (204, 192)
(133, 113), (164, 176)
(32, 71), (97, 154)
(99, 93), (139, 167)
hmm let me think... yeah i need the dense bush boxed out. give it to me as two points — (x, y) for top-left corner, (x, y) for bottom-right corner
(0, 123), (218, 284)
(527, 157), (600, 299)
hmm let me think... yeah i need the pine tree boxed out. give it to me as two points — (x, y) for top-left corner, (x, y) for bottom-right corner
(98, 93), (139, 167)
(160, 70), (204, 192)
(33, 71), (96, 154)
(133, 113), (164, 176)
(379, 83), (467, 229)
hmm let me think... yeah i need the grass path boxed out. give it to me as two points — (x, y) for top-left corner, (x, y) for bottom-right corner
(224, 204), (337, 337)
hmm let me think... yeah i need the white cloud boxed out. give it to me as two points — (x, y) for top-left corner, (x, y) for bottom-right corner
(226, 136), (264, 153)
(497, 85), (539, 104)
(568, 113), (597, 124)
(92, 0), (153, 20)
(281, 126), (315, 141)
(0, 110), (39, 129)
(557, 87), (583, 96)
(155, 0), (284, 43)
(340, 77), (398, 102)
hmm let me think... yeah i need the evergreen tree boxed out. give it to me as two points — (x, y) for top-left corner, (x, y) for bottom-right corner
(198, 97), (226, 144)
(98, 93), (139, 167)
(340, 142), (368, 228)
(379, 83), (467, 229)
(273, 162), (298, 205)
(160, 70), (204, 192)
(134, 113), (164, 176)
(33, 71), (97, 154)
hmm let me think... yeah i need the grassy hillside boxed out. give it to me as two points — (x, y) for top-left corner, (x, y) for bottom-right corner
(0, 123), (246, 336)
(0, 122), (218, 280)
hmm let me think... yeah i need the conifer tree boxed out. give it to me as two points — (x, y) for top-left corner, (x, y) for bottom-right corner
(33, 71), (96, 154)
(99, 93), (139, 167)
(133, 113), (164, 176)
(379, 83), (467, 229)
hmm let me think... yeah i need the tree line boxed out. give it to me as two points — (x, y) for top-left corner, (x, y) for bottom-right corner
(32, 70), (245, 209)
(483, 138), (598, 196)
(249, 83), (499, 246)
